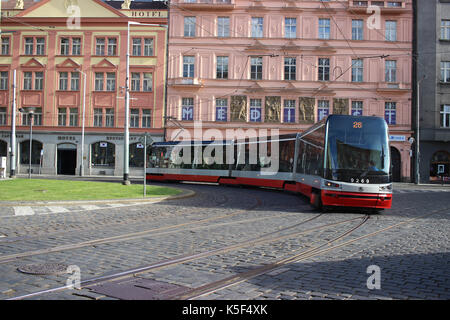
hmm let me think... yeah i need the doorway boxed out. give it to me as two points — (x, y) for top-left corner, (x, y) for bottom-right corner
(57, 144), (77, 175)
(390, 147), (401, 182)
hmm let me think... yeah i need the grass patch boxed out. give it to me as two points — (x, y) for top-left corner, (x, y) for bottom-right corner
(0, 179), (182, 201)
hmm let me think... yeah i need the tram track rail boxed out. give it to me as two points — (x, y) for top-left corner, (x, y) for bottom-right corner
(0, 190), (230, 241)
(7, 213), (365, 300)
(177, 206), (450, 300)
(0, 194), (264, 264)
(10, 205), (448, 300)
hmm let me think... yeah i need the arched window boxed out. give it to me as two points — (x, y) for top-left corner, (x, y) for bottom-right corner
(129, 142), (152, 167)
(0, 140), (7, 157)
(20, 140), (43, 165)
(91, 141), (115, 167)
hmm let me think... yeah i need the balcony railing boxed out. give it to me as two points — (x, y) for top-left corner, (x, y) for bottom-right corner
(349, 0), (406, 12)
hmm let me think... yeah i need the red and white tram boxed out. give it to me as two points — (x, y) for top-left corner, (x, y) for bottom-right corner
(147, 115), (393, 211)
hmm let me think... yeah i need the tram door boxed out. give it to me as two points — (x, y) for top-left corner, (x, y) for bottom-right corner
(390, 147), (401, 182)
(57, 143), (77, 175)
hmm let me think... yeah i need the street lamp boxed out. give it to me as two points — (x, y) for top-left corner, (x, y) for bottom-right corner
(123, 21), (167, 185)
(75, 68), (87, 177)
(19, 107), (35, 179)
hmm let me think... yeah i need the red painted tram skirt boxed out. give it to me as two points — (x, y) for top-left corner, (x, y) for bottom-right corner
(321, 190), (392, 209)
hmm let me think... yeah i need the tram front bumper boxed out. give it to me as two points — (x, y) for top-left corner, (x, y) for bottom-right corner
(321, 190), (392, 209)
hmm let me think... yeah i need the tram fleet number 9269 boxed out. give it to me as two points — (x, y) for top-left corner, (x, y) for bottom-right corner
(147, 115), (393, 212)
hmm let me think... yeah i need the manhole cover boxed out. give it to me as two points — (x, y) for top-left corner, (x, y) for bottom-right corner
(17, 263), (69, 275)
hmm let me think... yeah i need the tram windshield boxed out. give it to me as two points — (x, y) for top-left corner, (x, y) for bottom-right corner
(325, 116), (391, 183)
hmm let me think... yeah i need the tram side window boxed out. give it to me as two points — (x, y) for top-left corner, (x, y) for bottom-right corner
(279, 140), (295, 172)
(296, 140), (305, 174)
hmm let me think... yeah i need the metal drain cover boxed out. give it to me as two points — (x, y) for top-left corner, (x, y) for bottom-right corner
(87, 278), (191, 300)
(17, 263), (69, 275)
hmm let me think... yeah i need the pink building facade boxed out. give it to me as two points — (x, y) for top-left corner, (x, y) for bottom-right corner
(0, 0), (168, 176)
(167, 0), (413, 182)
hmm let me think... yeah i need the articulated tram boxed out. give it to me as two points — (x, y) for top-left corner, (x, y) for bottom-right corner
(147, 115), (393, 211)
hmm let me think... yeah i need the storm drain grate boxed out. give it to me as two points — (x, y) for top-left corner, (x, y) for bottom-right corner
(17, 263), (69, 275)
(87, 278), (191, 300)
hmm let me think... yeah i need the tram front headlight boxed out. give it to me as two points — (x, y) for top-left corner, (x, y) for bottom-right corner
(324, 180), (341, 188)
(379, 184), (393, 191)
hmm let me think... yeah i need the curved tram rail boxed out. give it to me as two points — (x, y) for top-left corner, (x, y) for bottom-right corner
(7, 212), (369, 300)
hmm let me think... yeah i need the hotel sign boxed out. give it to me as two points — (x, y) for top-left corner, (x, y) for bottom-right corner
(125, 11), (168, 18)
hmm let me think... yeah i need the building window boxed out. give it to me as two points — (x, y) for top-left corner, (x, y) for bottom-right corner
(318, 58), (330, 81)
(130, 109), (140, 128)
(60, 38), (70, 55)
(385, 102), (396, 125)
(216, 98), (228, 122)
(387, 2), (402, 7)
(95, 37), (117, 56)
(351, 101), (363, 116)
(441, 20), (450, 40)
(441, 105), (450, 128)
(66, 108), (77, 127)
(96, 38), (105, 56)
(95, 72), (115, 91)
(35, 72), (43, 90)
(23, 71), (43, 90)
(36, 38), (45, 55)
(132, 38), (141, 56)
(106, 72), (115, 91)
(24, 38), (34, 55)
(217, 17), (230, 38)
(183, 56), (195, 78)
(91, 141), (115, 167)
(0, 107), (6, 125)
(352, 59), (363, 82)
(250, 57), (263, 80)
(95, 73), (104, 91)
(385, 21), (397, 41)
(22, 108), (42, 126)
(184, 16), (196, 37)
(284, 57), (296, 81)
(441, 62), (450, 83)
(24, 37), (46, 55)
(129, 142), (145, 167)
(319, 18), (330, 39)
(94, 108), (103, 127)
(182, 98), (194, 121)
(107, 38), (117, 56)
(131, 73), (140, 91)
(71, 72), (80, 91)
(144, 39), (153, 56)
(142, 109), (152, 128)
(385, 60), (397, 82)
(143, 73), (153, 92)
(251, 17), (263, 38)
(59, 72), (69, 90)
(249, 99), (262, 122)
(23, 72), (33, 90)
(1, 37), (10, 55)
(285, 18), (297, 39)
(60, 37), (82, 56)
(0, 72), (8, 90)
(58, 108), (66, 126)
(216, 56), (229, 79)
(20, 140), (43, 165)
(352, 20), (364, 40)
(72, 38), (81, 55)
(131, 72), (153, 92)
(318, 100), (329, 121)
(105, 109), (114, 127)
(284, 99), (296, 123)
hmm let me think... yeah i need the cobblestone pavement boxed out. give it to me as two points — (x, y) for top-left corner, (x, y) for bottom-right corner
(0, 182), (448, 300)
